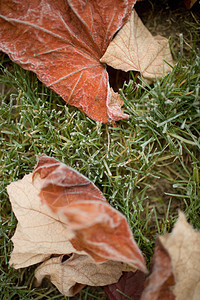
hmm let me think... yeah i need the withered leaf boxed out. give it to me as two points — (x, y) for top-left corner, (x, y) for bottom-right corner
(33, 154), (147, 272)
(141, 239), (175, 300)
(7, 173), (78, 268)
(0, 0), (136, 122)
(35, 254), (132, 297)
(7, 154), (147, 296)
(100, 10), (173, 84)
(105, 270), (146, 300)
(160, 212), (200, 300)
(184, 0), (197, 9)
(32, 154), (107, 210)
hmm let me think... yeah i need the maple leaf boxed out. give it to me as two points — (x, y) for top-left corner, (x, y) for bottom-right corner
(100, 10), (173, 84)
(0, 0), (136, 123)
(7, 154), (147, 296)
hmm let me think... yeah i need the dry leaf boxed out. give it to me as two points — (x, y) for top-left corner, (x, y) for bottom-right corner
(0, 0), (136, 122)
(141, 239), (175, 300)
(160, 212), (200, 300)
(35, 254), (132, 297)
(184, 0), (198, 9)
(100, 10), (173, 84)
(7, 173), (78, 268)
(32, 154), (147, 272)
(104, 270), (146, 300)
(7, 154), (147, 296)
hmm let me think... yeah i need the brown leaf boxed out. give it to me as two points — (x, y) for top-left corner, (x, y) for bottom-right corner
(184, 0), (197, 9)
(35, 254), (132, 297)
(32, 154), (107, 211)
(7, 154), (147, 295)
(104, 270), (146, 300)
(100, 10), (173, 84)
(141, 239), (175, 300)
(0, 0), (136, 122)
(33, 154), (147, 273)
(160, 211), (200, 300)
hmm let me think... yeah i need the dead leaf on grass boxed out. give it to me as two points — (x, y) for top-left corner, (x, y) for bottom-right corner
(35, 254), (133, 297)
(100, 10), (173, 84)
(7, 154), (147, 296)
(106, 212), (200, 300)
(141, 239), (175, 300)
(160, 212), (200, 300)
(184, 0), (198, 9)
(0, 0), (136, 122)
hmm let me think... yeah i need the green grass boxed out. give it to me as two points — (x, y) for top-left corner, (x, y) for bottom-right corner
(0, 34), (200, 300)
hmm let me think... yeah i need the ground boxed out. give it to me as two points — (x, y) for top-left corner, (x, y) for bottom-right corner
(0, 0), (200, 299)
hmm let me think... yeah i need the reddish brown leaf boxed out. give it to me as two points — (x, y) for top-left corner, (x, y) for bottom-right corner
(0, 0), (136, 122)
(184, 0), (197, 9)
(33, 154), (147, 273)
(105, 271), (146, 300)
(33, 154), (106, 210)
(140, 238), (175, 300)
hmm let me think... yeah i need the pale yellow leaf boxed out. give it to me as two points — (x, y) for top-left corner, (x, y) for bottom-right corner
(100, 10), (173, 83)
(160, 211), (200, 300)
(7, 173), (81, 268)
(35, 253), (135, 297)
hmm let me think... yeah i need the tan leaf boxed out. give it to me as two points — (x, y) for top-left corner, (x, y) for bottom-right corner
(100, 10), (173, 83)
(160, 212), (200, 300)
(7, 173), (80, 268)
(35, 254), (134, 297)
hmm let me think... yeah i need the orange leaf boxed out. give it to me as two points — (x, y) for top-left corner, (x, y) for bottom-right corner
(33, 154), (106, 210)
(0, 0), (136, 122)
(33, 154), (147, 273)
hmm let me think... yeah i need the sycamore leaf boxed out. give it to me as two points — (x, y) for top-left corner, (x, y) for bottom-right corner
(100, 10), (173, 84)
(160, 212), (200, 300)
(7, 154), (147, 296)
(0, 0), (136, 123)
(104, 271), (146, 300)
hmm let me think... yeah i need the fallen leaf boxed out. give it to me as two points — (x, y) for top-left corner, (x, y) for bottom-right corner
(7, 173), (78, 268)
(0, 0), (136, 122)
(140, 239), (175, 300)
(35, 254), (132, 297)
(184, 0), (197, 9)
(100, 10), (173, 84)
(33, 154), (147, 272)
(160, 212), (200, 300)
(7, 154), (147, 296)
(104, 270), (146, 300)
(32, 154), (107, 210)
